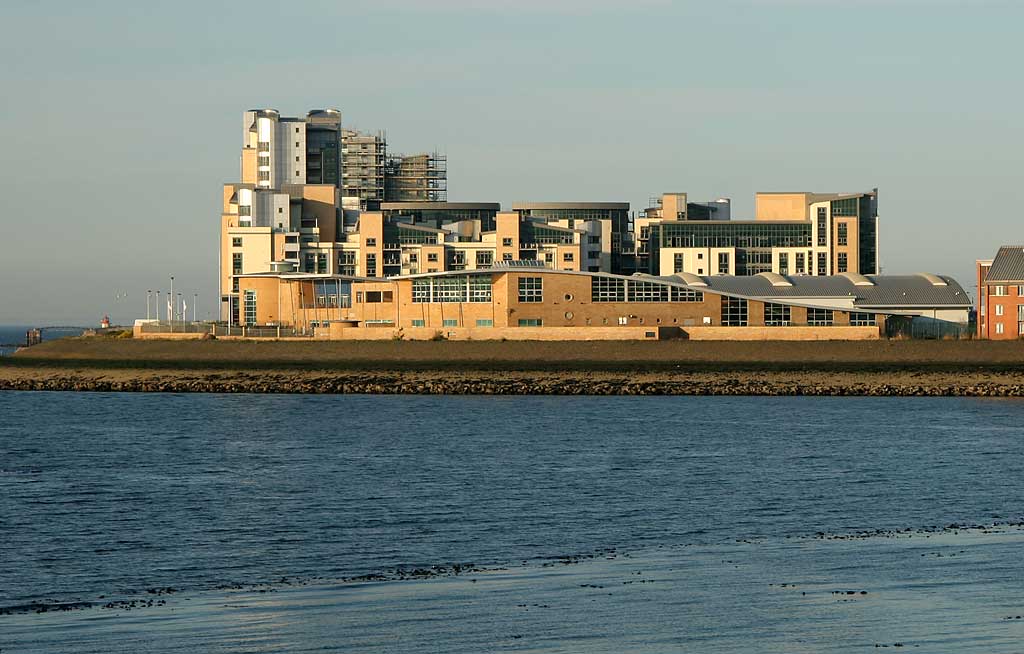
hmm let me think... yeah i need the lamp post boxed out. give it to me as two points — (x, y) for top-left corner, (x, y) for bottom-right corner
(146, 290), (152, 320)
(193, 293), (198, 323)
(156, 291), (161, 323)
(170, 276), (175, 332)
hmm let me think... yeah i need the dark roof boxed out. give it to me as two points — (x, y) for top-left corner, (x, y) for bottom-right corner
(655, 273), (970, 309)
(985, 246), (1024, 283)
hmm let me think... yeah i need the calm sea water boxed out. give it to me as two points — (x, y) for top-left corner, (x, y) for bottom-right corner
(0, 325), (87, 356)
(2, 393), (1024, 652)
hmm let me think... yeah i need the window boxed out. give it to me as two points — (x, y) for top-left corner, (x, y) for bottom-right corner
(365, 253), (377, 277)
(232, 237), (242, 248)
(518, 318), (542, 327)
(718, 252), (730, 275)
(238, 206), (252, 217)
(838, 223), (848, 246)
(996, 323), (1004, 335)
(779, 252), (789, 276)
(817, 207), (828, 246)
(295, 141), (299, 147)
(412, 280), (431, 303)
(243, 290), (257, 326)
(588, 236), (600, 245)
(258, 170), (270, 181)
(502, 253), (513, 261)
(807, 308), (834, 326)
(837, 253), (848, 273)
(412, 319), (425, 327)
(476, 251), (493, 267)
(831, 198), (858, 217)
(232, 278), (239, 292)
(295, 127), (300, 133)
(502, 237), (513, 247)
(995, 304), (1004, 316)
(588, 250), (600, 260)
(671, 287), (703, 302)
(721, 296), (748, 326)
(850, 312), (876, 326)
(592, 276), (625, 302)
(409, 252), (418, 263)
(232, 252), (242, 274)
(476, 319), (493, 327)
(364, 291), (393, 303)
(366, 237), (376, 247)
(563, 252), (574, 262)
(411, 275), (491, 303)
(674, 253), (684, 273)
(993, 285), (1007, 296)
(434, 277), (467, 302)
(518, 277), (543, 303)
(627, 280), (670, 302)
(469, 276), (492, 302)
(764, 303), (791, 326)
(427, 252), (438, 262)
(817, 252), (828, 276)
(443, 319), (458, 327)
(296, 171), (300, 177)
(339, 251), (356, 276)
(795, 252), (805, 275)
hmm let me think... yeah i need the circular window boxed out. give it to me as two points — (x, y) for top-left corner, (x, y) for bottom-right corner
(564, 293), (574, 302)
(564, 311), (574, 320)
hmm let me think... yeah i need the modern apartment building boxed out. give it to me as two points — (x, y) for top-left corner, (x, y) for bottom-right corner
(222, 107), (884, 326)
(640, 190), (879, 278)
(976, 246), (1024, 339)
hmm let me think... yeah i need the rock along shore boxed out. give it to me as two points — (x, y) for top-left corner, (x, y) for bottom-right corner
(1, 372), (1023, 397)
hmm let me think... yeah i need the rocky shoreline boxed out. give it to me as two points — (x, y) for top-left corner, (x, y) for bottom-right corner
(2, 371), (1024, 396)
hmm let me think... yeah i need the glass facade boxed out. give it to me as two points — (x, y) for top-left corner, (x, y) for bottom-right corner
(721, 296), (748, 326)
(652, 222), (812, 275)
(764, 303), (791, 326)
(590, 277), (702, 303)
(384, 208), (498, 232)
(411, 275), (493, 303)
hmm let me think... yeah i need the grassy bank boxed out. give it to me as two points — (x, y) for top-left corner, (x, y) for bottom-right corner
(6, 337), (1024, 372)
(2, 337), (1023, 395)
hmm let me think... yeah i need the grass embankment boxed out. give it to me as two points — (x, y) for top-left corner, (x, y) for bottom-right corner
(2, 337), (1024, 395)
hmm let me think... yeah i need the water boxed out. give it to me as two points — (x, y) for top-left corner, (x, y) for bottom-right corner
(2, 393), (1024, 652)
(0, 325), (87, 356)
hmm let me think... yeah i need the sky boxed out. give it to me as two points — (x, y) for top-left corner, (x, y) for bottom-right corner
(0, 0), (1021, 324)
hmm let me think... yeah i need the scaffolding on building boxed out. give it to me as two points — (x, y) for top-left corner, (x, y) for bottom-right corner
(384, 152), (448, 202)
(341, 128), (386, 210)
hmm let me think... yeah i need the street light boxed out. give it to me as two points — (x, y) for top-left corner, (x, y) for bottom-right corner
(170, 276), (175, 331)
(146, 290), (152, 320)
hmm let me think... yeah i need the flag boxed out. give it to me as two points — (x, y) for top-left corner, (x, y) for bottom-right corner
(167, 299), (173, 319)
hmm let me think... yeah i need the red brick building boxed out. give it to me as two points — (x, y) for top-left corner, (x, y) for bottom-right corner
(977, 246), (1024, 339)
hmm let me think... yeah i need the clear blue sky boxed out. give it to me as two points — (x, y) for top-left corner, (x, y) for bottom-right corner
(1, 0), (1020, 324)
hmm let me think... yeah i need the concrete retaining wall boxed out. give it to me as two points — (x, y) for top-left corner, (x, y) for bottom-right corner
(682, 326), (879, 341)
